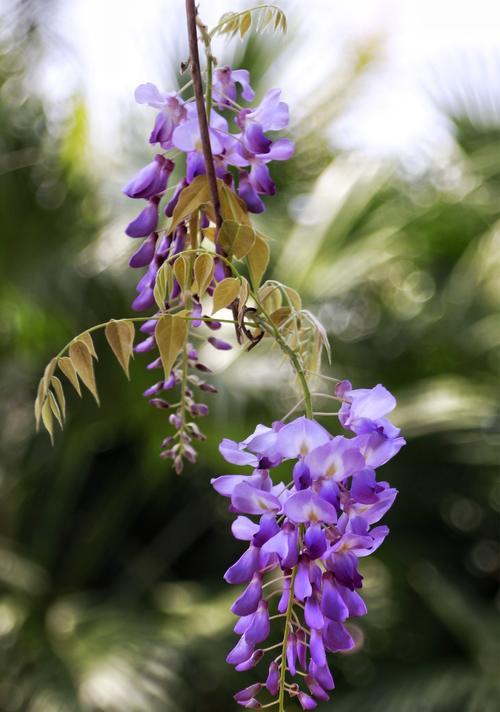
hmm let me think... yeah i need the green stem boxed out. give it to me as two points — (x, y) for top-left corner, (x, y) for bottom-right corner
(250, 291), (313, 419)
(206, 55), (213, 117)
(277, 564), (297, 712)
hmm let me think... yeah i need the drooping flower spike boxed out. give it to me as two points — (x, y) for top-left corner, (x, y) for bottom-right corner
(122, 63), (295, 470)
(213, 383), (404, 708)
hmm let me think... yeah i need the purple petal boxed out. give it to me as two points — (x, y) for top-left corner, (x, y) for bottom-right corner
(321, 575), (349, 622)
(128, 232), (157, 268)
(231, 574), (263, 616)
(310, 628), (327, 668)
(125, 201), (158, 237)
(232, 516), (259, 541)
(284, 490), (337, 525)
(323, 621), (354, 652)
(276, 416), (331, 459)
(224, 545), (260, 585)
(226, 634), (254, 665)
(244, 600), (270, 643)
(231, 482), (281, 515)
(304, 523), (327, 559)
(218, 439), (260, 468)
(266, 661), (280, 696)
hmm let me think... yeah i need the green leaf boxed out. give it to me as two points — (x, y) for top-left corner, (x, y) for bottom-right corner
(154, 262), (174, 311)
(193, 254), (215, 297)
(173, 254), (191, 292)
(58, 356), (82, 396)
(155, 314), (187, 380)
(105, 319), (135, 379)
(68, 340), (100, 405)
(219, 220), (256, 259)
(212, 277), (240, 314)
(170, 175), (211, 232)
(218, 180), (251, 225)
(247, 233), (270, 289)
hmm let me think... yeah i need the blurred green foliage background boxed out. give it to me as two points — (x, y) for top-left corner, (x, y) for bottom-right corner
(0, 2), (499, 711)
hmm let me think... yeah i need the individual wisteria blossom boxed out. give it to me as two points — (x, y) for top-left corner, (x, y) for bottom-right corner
(212, 383), (404, 708)
(121, 67), (295, 469)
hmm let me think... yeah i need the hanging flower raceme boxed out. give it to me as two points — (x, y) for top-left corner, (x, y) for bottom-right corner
(212, 382), (404, 708)
(121, 67), (294, 470)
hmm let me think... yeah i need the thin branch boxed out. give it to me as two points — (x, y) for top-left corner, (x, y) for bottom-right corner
(185, 0), (222, 232)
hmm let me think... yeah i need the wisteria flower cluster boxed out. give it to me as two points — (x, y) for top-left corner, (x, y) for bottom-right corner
(212, 381), (405, 708)
(122, 67), (293, 470)
(34, 5), (405, 708)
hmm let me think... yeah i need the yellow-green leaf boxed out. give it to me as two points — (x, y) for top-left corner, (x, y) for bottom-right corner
(50, 376), (66, 420)
(270, 306), (292, 328)
(34, 378), (45, 430)
(41, 399), (54, 444)
(247, 233), (270, 289)
(193, 253), (215, 297)
(238, 277), (249, 322)
(212, 277), (240, 314)
(105, 319), (135, 379)
(170, 175), (211, 232)
(284, 286), (302, 310)
(154, 261), (173, 311)
(218, 181), (251, 225)
(155, 314), (187, 380)
(58, 356), (82, 396)
(48, 390), (63, 430)
(173, 254), (190, 291)
(259, 282), (282, 314)
(79, 331), (98, 360)
(239, 11), (251, 37)
(219, 220), (256, 259)
(69, 340), (100, 405)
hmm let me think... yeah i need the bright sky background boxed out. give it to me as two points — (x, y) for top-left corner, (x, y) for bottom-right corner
(35, 0), (500, 169)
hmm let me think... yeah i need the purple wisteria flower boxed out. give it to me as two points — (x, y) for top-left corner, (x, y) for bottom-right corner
(122, 67), (294, 468)
(212, 386), (404, 708)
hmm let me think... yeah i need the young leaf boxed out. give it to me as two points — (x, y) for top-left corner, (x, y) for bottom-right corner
(68, 340), (100, 405)
(239, 10), (251, 37)
(173, 254), (191, 291)
(170, 175), (211, 232)
(194, 253), (215, 297)
(212, 277), (240, 314)
(218, 181), (251, 225)
(105, 319), (135, 379)
(247, 233), (270, 289)
(155, 314), (187, 380)
(79, 331), (98, 360)
(284, 286), (302, 311)
(48, 390), (63, 430)
(258, 282), (282, 314)
(41, 399), (54, 444)
(301, 309), (332, 364)
(154, 261), (173, 311)
(219, 220), (256, 259)
(238, 277), (249, 322)
(58, 356), (82, 396)
(270, 306), (292, 328)
(34, 377), (45, 430)
(50, 376), (66, 420)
